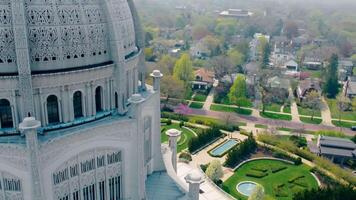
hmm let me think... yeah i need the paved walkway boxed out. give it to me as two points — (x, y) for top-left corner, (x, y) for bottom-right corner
(289, 87), (301, 123)
(203, 80), (218, 110)
(320, 97), (333, 126)
(177, 163), (234, 200)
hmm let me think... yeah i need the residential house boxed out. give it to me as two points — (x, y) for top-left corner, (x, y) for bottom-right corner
(343, 76), (356, 98)
(283, 59), (299, 71)
(296, 79), (321, 101)
(190, 40), (210, 59)
(219, 9), (253, 18)
(338, 60), (354, 81)
(303, 57), (323, 70)
(266, 76), (290, 103)
(250, 33), (270, 61)
(191, 68), (215, 90)
(316, 135), (356, 164)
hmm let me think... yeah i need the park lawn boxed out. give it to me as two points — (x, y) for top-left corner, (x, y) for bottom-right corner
(265, 104), (282, 112)
(210, 104), (252, 115)
(260, 112), (292, 121)
(188, 115), (247, 127)
(192, 93), (208, 102)
(297, 106), (321, 117)
(161, 123), (197, 152)
(332, 120), (356, 128)
(255, 124), (268, 129)
(189, 102), (204, 109)
(326, 98), (356, 121)
(283, 105), (291, 114)
(222, 159), (318, 200)
(300, 117), (322, 125)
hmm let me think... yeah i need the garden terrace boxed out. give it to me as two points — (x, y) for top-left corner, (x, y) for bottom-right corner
(223, 159), (319, 200)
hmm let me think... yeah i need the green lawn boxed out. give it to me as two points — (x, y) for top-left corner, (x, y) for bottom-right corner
(210, 104), (252, 115)
(189, 102), (204, 109)
(283, 105), (291, 114)
(332, 120), (356, 128)
(255, 124), (268, 129)
(297, 106), (321, 117)
(222, 159), (318, 200)
(265, 104), (282, 112)
(300, 117), (322, 125)
(187, 115), (247, 127)
(192, 93), (208, 102)
(260, 112), (292, 121)
(302, 69), (322, 79)
(161, 123), (197, 152)
(326, 98), (356, 121)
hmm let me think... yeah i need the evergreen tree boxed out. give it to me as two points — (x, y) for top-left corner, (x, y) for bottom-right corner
(261, 42), (271, 69)
(324, 54), (339, 98)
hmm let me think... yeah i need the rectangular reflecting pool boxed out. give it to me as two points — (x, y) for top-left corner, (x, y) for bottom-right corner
(210, 139), (238, 157)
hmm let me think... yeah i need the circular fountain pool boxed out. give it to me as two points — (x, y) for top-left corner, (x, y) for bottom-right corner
(236, 181), (259, 196)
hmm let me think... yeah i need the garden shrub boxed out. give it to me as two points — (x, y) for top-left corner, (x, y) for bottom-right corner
(166, 119), (172, 125)
(179, 152), (192, 162)
(200, 164), (209, 172)
(246, 170), (268, 178)
(225, 133), (257, 167)
(271, 166), (287, 173)
(251, 166), (269, 173)
(288, 175), (305, 183)
(161, 112), (189, 122)
(273, 184), (289, 197)
(179, 121), (184, 127)
(161, 128), (166, 133)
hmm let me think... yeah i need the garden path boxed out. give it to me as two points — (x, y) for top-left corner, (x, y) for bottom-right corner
(289, 87), (301, 123)
(320, 97), (333, 126)
(203, 80), (218, 110)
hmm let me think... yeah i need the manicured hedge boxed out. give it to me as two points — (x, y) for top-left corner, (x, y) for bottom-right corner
(246, 170), (268, 178)
(188, 127), (224, 153)
(225, 134), (257, 168)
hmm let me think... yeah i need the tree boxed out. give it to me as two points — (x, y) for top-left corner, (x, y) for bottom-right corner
(202, 35), (222, 57)
(248, 185), (265, 200)
(144, 47), (155, 61)
(211, 55), (234, 81)
(285, 20), (299, 39)
(205, 160), (223, 183)
(158, 55), (176, 75)
(160, 75), (185, 103)
(228, 49), (244, 68)
(173, 53), (193, 83)
(228, 74), (247, 108)
(303, 91), (321, 120)
(336, 94), (351, 122)
(324, 54), (339, 98)
(352, 98), (356, 111)
(261, 43), (271, 69)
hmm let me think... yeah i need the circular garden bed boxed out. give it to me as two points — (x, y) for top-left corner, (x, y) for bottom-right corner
(223, 159), (319, 200)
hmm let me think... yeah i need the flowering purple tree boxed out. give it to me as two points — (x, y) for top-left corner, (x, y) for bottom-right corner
(174, 103), (192, 116)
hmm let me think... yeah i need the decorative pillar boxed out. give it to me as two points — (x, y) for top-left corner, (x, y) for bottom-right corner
(128, 94), (145, 199)
(150, 70), (163, 91)
(19, 117), (44, 200)
(185, 171), (204, 200)
(165, 129), (181, 173)
(11, 0), (35, 119)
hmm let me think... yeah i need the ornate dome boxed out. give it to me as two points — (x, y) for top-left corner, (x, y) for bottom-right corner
(0, 0), (137, 73)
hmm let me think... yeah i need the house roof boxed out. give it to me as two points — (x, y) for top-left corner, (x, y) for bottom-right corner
(298, 79), (321, 96)
(346, 77), (356, 95)
(267, 76), (290, 89)
(339, 60), (353, 67)
(194, 68), (214, 83)
(318, 136), (356, 158)
(284, 60), (298, 67)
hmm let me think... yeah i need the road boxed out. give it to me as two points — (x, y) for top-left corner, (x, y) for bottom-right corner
(189, 109), (356, 136)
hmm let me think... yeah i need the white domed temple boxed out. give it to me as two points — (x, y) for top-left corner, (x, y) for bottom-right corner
(0, 0), (201, 200)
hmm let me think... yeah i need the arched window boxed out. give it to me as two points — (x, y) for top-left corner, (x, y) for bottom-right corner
(73, 91), (83, 119)
(47, 95), (60, 124)
(0, 99), (13, 128)
(115, 92), (118, 109)
(95, 86), (103, 113)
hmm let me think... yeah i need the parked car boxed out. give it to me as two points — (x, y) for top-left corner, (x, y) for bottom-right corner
(351, 126), (356, 131)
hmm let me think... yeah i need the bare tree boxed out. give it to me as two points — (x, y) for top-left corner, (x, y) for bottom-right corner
(210, 55), (234, 81)
(336, 94), (351, 122)
(303, 91), (321, 120)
